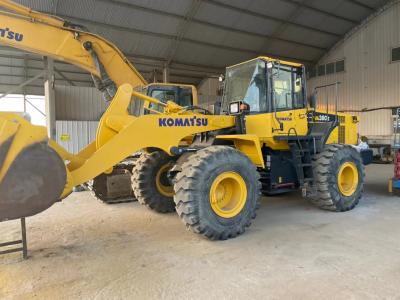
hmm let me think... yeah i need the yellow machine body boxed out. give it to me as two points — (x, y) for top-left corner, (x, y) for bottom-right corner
(0, 1), (361, 222)
(216, 57), (359, 168)
(0, 84), (235, 220)
(222, 109), (358, 150)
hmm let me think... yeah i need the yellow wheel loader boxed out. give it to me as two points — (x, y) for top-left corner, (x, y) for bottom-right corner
(0, 1), (372, 240)
(89, 83), (199, 205)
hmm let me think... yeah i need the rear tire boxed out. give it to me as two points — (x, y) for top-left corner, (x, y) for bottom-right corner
(131, 151), (176, 213)
(310, 144), (364, 212)
(174, 146), (261, 240)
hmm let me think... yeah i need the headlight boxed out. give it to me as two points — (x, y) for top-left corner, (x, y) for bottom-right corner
(229, 102), (240, 114)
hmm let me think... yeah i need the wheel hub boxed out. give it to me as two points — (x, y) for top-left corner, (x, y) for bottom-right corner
(209, 171), (247, 218)
(337, 162), (358, 196)
(155, 163), (174, 197)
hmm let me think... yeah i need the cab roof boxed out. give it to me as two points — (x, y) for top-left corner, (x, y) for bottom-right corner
(227, 56), (303, 69)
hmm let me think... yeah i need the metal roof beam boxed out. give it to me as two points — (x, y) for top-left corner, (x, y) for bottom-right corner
(0, 83), (43, 89)
(0, 72), (45, 99)
(141, 70), (204, 81)
(165, 0), (202, 64)
(346, 0), (375, 10)
(202, 0), (341, 38)
(58, 14), (313, 64)
(0, 72), (92, 84)
(96, 0), (327, 52)
(54, 68), (76, 86)
(141, 71), (200, 84)
(0, 46), (224, 76)
(280, 0), (359, 23)
(0, 63), (90, 76)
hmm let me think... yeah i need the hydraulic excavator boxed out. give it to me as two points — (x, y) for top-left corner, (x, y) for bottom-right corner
(0, 1), (372, 240)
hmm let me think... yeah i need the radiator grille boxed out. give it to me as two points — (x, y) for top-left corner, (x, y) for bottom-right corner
(339, 126), (346, 144)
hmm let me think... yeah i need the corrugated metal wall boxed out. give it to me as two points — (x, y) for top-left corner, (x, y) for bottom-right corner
(56, 120), (98, 154)
(55, 85), (106, 121)
(308, 1), (400, 140)
(55, 85), (144, 121)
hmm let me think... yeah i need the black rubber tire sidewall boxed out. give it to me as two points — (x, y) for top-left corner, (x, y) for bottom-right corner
(199, 159), (259, 230)
(174, 146), (261, 239)
(312, 145), (364, 212)
(132, 151), (176, 213)
(330, 146), (363, 210)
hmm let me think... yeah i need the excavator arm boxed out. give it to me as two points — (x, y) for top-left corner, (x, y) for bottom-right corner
(0, 1), (236, 221)
(0, 0), (147, 100)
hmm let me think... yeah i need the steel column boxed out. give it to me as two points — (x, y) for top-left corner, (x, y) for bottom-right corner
(44, 57), (56, 139)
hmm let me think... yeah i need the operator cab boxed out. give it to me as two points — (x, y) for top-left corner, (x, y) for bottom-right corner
(222, 57), (306, 116)
(145, 84), (195, 113)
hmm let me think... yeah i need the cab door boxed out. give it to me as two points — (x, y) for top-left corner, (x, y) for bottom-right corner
(270, 64), (308, 136)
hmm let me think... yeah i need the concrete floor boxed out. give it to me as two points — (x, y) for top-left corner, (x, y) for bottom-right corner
(1, 164), (400, 299)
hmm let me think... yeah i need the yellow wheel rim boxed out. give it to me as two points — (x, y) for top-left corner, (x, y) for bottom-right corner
(337, 162), (359, 196)
(155, 163), (174, 197)
(209, 171), (247, 218)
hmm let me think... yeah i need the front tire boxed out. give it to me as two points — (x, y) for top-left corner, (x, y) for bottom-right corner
(131, 151), (176, 213)
(310, 144), (365, 211)
(174, 146), (261, 240)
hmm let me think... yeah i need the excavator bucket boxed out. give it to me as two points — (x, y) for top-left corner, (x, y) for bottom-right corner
(0, 113), (67, 221)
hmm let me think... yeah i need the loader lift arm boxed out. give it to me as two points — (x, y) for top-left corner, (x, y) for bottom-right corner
(0, 1), (236, 221)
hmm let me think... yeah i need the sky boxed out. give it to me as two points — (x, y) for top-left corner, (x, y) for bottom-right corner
(0, 94), (46, 126)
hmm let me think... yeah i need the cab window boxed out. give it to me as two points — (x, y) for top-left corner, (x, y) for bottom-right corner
(178, 87), (193, 107)
(271, 65), (305, 111)
(148, 89), (176, 112)
(293, 69), (305, 109)
(151, 90), (176, 103)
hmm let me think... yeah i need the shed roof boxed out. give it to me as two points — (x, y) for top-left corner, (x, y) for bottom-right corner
(0, 0), (392, 90)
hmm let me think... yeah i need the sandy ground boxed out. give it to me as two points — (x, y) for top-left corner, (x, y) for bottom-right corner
(1, 164), (400, 299)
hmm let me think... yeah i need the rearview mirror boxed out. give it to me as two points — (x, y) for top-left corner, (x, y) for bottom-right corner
(309, 94), (317, 109)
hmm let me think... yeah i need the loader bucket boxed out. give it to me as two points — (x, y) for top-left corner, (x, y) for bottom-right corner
(0, 117), (67, 221)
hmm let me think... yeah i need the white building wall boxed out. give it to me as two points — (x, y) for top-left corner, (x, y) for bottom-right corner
(308, 1), (400, 142)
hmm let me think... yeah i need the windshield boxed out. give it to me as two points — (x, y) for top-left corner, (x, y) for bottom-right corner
(222, 60), (268, 113)
(149, 87), (193, 108)
(151, 89), (176, 103)
(148, 89), (176, 112)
